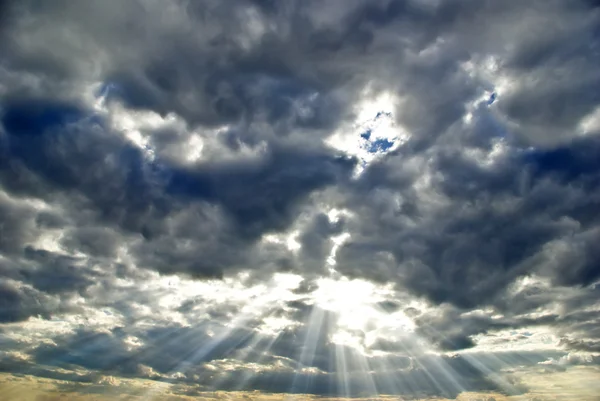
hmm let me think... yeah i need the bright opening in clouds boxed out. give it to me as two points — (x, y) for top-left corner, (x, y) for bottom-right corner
(1, 1), (600, 400)
(327, 92), (408, 175)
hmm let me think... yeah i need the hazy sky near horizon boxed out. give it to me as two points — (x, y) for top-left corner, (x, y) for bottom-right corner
(1, 0), (600, 400)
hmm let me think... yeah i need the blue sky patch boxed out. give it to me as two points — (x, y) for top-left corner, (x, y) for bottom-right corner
(366, 138), (395, 153)
(360, 129), (372, 140)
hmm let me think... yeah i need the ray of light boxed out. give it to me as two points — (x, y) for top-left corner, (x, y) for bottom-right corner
(136, 297), (279, 400)
(334, 343), (351, 398)
(390, 331), (476, 399)
(199, 328), (269, 391)
(139, 326), (251, 399)
(288, 305), (326, 396)
(403, 352), (449, 397)
(34, 329), (121, 371)
(424, 354), (468, 396)
(119, 321), (206, 370)
(461, 352), (526, 396)
(392, 329), (468, 398)
(491, 349), (557, 367)
(231, 331), (283, 391)
(368, 351), (409, 398)
(416, 320), (522, 397)
(347, 342), (380, 397)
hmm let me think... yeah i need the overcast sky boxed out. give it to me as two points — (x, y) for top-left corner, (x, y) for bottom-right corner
(1, 0), (600, 400)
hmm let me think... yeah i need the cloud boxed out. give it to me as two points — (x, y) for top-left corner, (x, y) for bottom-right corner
(0, 281), (51, 323)
(0, 0), (600, 400)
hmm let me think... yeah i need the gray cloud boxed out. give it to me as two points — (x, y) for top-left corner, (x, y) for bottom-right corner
(1, 0), (599, 399)
(0, 281), (49, 323)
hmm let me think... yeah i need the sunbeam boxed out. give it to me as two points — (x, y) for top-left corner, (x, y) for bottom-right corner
(289, 305), (327, 395)
(231, 332), (283, 391)
(137, 286), (286, 399)
(334, 343), (351, 398)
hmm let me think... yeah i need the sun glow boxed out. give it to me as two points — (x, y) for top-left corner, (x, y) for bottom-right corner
(313, 277), (382, 314)
(312, 277), (415, 339)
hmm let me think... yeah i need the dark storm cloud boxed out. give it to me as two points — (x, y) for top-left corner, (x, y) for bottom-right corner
(297, 212), (346, 273)
(0, 0), (600, 398)
(2, 0), (597, 144)
(0, 96), (354, 278)
(34, 329), (135, 373)
(559, 337), (600, 353)
(19, 247), (100, 295)
(0, 281), (50, 323)
(0, 191), (37, 255)
(335, 133), (600, 308)
(411, 305), (561, 353)
(0, 99), (161, 232)
(0, 251), (94, 323)
(166, 145), (355, 238)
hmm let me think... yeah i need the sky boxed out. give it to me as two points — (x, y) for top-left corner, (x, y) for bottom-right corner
(0, 0), (600, 400)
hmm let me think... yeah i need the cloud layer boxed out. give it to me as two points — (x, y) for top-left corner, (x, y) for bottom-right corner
(1, 0), (599, 399)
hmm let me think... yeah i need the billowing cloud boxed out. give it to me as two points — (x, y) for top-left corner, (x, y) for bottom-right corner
(1, 0), (599, 400)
